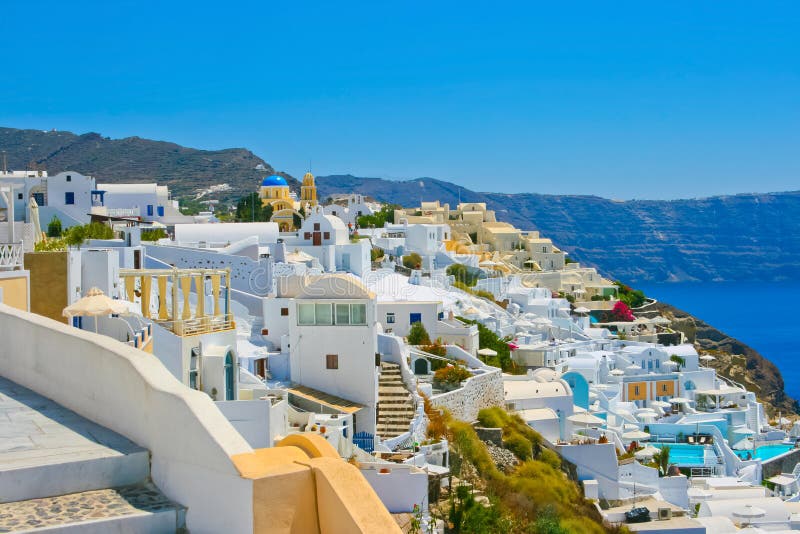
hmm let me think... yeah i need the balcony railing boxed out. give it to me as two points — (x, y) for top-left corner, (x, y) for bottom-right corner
(0, 243), (23, 270)
(159, 313), (235, 337)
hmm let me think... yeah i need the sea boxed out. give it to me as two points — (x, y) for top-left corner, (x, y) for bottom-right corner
(637, 282), (800, 402)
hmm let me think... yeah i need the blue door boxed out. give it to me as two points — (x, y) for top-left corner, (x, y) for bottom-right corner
(224, 352), (235, 400)
(410, 313), (422, 324)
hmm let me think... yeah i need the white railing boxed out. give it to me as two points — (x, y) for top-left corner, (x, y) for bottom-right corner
(0, 243), (23, 270)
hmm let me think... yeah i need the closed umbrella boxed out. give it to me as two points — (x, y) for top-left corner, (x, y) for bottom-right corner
(733, 505), (766, 519)
(29, 197), (44, 244)
(622, 430), (651, 441)
(63, 287), (131, 332)
(568, 412), (605, 426)
(635, 445), (660, 459)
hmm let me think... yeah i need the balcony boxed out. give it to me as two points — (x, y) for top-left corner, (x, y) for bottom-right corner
(0, 243), (23, 271)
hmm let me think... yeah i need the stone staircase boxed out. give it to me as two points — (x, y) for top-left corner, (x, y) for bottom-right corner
(377, 362), (416, 439)
(0, 377), (185, 533)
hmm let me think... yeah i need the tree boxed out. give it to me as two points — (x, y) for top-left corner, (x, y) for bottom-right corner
(47, 216), (62, 237)
(407, 321), (431, 345)
(235, 193), (272, 222)
(357, 204), (398, 228)
(653, 445), (671, 476)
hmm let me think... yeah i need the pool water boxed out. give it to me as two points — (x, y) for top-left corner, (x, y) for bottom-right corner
(735, 444), (794, 461)
(651, 443), (712, 466)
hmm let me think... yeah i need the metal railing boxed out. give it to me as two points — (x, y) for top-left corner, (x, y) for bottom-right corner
(0, 243), (23, 270)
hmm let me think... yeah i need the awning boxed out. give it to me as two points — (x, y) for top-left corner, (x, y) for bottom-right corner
(768, 475), (797, 486)
(287, 385), (364, 414)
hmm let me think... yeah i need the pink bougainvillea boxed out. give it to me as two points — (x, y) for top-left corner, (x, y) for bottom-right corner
(609, 301), (635, 322)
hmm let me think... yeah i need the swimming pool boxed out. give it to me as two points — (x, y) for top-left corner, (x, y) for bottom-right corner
(735, 444), (794, 461)
(651, 443), (714, 466)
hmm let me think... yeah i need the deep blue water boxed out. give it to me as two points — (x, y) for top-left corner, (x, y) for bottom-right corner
(637, 282), (800, 402)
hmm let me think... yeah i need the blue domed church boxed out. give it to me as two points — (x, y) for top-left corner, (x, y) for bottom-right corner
(258, 173), (317, 230)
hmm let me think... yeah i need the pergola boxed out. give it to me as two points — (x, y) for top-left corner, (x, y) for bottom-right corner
(119, 267), (233, 336)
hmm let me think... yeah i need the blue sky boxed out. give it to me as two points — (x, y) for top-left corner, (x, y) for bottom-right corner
(2, 1), (798, 199)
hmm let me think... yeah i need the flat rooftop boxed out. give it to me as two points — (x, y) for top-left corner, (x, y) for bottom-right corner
(0, 376), (145, 472)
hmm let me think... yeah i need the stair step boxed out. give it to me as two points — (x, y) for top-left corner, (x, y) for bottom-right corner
(0, 483), (184, 533)
(0, 378), (150, 504)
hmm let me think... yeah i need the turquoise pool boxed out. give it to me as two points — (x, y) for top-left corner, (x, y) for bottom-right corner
(651, 443), (712, 466)
(735, 444), (794, 461)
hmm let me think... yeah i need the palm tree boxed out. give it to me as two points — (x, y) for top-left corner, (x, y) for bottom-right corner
(653, 445), (671, 476)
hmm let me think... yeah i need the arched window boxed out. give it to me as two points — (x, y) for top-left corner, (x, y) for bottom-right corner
(224, 351), (235, 400)
(684, 380), (696, 391)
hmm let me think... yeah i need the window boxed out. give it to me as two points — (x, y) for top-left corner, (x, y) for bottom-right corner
(304, 232), (311, 240)
(661, 384), (668, 393)
(634, 385), (641, 396)
(336, 303), (351, 325)
(64, 192), (75, 205)
(410, 312), (422, 324)
(350, 304), (366, 325)
(297, 302), (366, 325)
(386, 312), (396, 324)
(17, 193), (22, 200)
(323, 232), (330, 240)
(326, 354), (339, 369)
(315, 303), (333, 325)
(66, 175), (72, 182)
(157, 206), (165, 217)
(298, 303), (316, 325)
(280, 307), (289, 316)
(261, 328), (269, 335)
(314, 223), (320, 231)
(655, 360), (660, 369)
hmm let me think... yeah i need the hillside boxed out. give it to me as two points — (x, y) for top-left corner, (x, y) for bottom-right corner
(315, 175), (800, 284)
(0, 127), (297, 201)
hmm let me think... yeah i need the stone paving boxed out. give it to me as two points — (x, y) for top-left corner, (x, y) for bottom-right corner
(0, 483), (177, 532)
(0, 376), (144, 470)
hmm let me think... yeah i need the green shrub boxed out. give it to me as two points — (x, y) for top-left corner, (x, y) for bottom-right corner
(141, 228), (167, 241)
(446, 263), (478, 287)
(504, 431), (533, 461)
(47, 216), (62, 237)
(433, 365), (471, 387)
(407, 321), (431, 345)
(402, 252), (422, 269)
(370, 246), (383, 261)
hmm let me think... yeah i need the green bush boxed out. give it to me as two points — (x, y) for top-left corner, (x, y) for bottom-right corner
(614, 280), (646, 308)
(446, 263), (479, 286)
(457, 318), (518, 373)
(503, 431), (533, 461)
(47, 216), (62, 237)
(370, 246), (384, 261)
(141, 228), (167, 241)
(402, 252), (422, 269)
(433, 364), (472, 387)
(407, 321), (431, 345)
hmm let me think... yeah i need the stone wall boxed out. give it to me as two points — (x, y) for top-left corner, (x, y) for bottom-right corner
(430, 368), (503, 422)
(762, 448), (800, 480)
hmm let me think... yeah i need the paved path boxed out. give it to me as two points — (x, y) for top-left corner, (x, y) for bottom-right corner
(0, 484), (176, 532)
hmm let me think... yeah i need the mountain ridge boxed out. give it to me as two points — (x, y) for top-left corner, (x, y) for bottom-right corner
(3, 126), (799, 284)
(314, 175), (800, 283)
